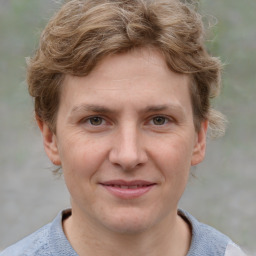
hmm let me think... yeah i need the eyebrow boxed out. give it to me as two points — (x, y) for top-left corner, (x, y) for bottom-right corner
(71, 103), (184, 115)
(143, 104), (186, 117)
(144, 104), (179, 112)
(71, 104), (116, 115)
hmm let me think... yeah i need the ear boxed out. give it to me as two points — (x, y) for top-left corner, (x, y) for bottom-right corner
(191, 120), (208, 166)
(37, 118), (61, 166)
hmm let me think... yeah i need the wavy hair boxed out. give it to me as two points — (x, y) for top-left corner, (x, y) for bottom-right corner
(27, 0), (226, 137)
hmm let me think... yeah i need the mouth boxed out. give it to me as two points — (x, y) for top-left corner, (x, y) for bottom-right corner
(105, 184), (151, 189)
(99, 180), (156, 199)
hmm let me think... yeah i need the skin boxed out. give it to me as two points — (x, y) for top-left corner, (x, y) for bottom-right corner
(38, 47), (208, 256)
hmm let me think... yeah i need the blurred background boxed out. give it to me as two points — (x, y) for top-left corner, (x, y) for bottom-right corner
(0, 0), (255, 254)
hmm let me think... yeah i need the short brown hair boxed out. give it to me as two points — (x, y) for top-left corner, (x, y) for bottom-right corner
(27, 0), (226, 137)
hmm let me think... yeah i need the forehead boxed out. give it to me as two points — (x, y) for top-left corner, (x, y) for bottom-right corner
(60, 48), (191, 114)
(87, 48), (188, 85)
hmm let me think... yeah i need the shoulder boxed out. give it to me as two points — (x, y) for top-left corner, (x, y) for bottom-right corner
(225, 242), (248, 256)
(179, 209), (246, 256)
(0, 210), (74, 256)
(0, 223), (52, 256)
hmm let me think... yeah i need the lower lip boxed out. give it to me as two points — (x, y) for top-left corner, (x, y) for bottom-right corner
(101, 185), (154, 199)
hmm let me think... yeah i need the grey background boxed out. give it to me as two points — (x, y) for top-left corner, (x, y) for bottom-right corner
(0, 0), (255, 254)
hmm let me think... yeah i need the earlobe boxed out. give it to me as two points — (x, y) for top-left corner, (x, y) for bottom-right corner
(191, 120), (208, 166)
(36, 117), (61, 166)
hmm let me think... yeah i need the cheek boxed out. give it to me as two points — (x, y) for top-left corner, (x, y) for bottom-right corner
(59, 135), (113, 185)
(151, 135), (194, 191)
(153, 136), (194, 170)
(60, 141), (106, 202)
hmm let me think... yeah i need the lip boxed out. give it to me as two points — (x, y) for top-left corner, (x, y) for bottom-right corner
(99, 180), (156, 199)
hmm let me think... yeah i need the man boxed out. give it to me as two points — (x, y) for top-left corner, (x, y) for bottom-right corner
(1, 0), (246, 255)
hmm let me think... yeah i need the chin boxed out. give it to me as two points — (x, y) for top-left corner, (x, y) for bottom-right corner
(97, 208), (160, 234)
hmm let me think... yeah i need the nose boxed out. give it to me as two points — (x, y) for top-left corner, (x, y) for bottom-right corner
(109, 125), (148, 170)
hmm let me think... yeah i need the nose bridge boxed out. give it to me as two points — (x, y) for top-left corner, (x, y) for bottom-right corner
(109, 122), (147, 170)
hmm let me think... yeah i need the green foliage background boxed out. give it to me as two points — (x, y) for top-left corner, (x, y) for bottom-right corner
(0, 0), (255, 254)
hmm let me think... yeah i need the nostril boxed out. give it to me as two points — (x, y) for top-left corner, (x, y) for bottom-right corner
(109, 150), (148, 170)
(108, 132), (148, 170)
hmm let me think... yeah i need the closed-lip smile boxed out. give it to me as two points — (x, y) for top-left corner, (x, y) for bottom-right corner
(99, 180), (156, 199)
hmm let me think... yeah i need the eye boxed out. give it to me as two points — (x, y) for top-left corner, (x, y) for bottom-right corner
(79, 115), (110, 132)
(88, 116), (104, 126)
(151, 116), (168, 125)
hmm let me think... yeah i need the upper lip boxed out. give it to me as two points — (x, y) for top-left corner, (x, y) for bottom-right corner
(99, 180), (156, 186)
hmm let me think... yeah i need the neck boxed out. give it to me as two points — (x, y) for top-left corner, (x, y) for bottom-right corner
(63, 209), (191, 256)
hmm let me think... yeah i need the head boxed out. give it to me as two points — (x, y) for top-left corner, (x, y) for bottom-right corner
(27, 0), (228, 237)
(27, 0), (226, 137)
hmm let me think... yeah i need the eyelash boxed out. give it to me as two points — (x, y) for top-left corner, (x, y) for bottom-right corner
(149, 116), (171, 126)
(82, 116), (107, 126)
(81, 115), (173, 127)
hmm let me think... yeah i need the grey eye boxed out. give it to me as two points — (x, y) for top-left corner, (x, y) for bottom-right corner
(152, 116), (167, 125)
(89, 117), (103, 126)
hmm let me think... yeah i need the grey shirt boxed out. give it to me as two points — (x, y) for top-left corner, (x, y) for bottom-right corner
(0, 209), (246, 256)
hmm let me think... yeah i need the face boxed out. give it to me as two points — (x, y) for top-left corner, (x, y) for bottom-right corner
(40, 47), (207, 234)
